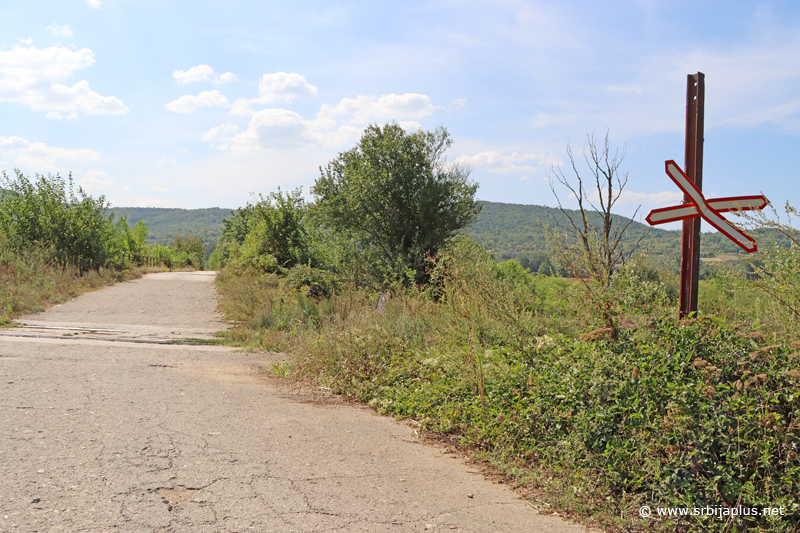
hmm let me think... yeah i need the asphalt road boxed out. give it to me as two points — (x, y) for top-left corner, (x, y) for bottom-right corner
(0, 272), (593, 532)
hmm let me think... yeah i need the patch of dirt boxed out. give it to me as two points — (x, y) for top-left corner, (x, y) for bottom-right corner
(175, 360), (278, 385)
(157, 485), (199, 509)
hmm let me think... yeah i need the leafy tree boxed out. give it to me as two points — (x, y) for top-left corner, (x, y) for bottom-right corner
(173, 235), (206, 269)
(313, 123), (480, 286)
(249, 188), (313, 268)
(216, 204), (258, 267)
(0, 170), (116, 268)
(114, 216), (148, 254)
(173, 235), (204, 256)
(219, 188), (316, 271)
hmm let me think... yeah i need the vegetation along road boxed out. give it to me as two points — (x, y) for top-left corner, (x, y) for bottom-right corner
(0, 271), (592, 532)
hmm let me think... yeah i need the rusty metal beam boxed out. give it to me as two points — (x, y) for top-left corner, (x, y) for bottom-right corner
(679, 72), (705, 319)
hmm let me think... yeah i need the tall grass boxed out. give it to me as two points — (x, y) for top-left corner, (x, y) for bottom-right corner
(215, 237), (800, 532)
(0, 239), (156, 324)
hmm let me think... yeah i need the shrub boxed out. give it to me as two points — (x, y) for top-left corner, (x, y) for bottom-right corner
(0, 170), (117, 268)
(330, 316), (800, 532)
(285, 264), (340, 299)
(217, 188), (317, 271)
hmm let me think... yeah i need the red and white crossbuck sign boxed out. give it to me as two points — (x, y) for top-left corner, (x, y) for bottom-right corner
(645, 160), (769, 253)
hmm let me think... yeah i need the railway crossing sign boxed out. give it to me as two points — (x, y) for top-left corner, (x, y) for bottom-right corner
(647, 72), (770, 318)
(645, 160), (769, 253)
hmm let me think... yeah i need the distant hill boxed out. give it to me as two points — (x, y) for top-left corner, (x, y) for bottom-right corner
(470, 201), (758, 267)
(111, 202), (779, 270)
(109, 207), (233, 245)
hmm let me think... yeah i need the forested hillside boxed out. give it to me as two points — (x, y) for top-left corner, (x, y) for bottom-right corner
(470, 201), (755, 267)
(109, 207), (232, 245)
(112, 201), (778, 271)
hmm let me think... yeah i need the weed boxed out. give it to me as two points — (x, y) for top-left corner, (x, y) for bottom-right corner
(0, 244), (155, 320)
(214, 237), (800, 532)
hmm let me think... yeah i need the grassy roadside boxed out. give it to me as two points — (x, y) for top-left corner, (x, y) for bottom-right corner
(214, 246), (800, 532)
(0, 246), (170, 325)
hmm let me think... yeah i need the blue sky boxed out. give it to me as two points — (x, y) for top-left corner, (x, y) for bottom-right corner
(1, 1), (798, 230)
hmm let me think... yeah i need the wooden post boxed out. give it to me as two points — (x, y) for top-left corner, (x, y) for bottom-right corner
(679, 72), (705, 319)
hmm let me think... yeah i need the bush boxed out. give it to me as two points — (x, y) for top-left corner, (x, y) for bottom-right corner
(0, 170), (117, 268)
(113, 215), (148, 256)
(217, 188), (316, 271)
(326, 316), (800, 532)
(285, 264), (340, 299)
(173, 235), (205, 270)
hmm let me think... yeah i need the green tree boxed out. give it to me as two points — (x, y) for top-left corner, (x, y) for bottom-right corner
(217, 204), (258, 266)
(219, 188), (316, 272)
(313, 123), (480, 286)
(0, 170), (116, 268)
(249, 188), (313, 268)
(114, 216), (148, 255)
(173, 235), (206, 269)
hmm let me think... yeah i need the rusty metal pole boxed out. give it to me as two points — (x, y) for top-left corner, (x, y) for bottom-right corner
(679, 72), (705, 319)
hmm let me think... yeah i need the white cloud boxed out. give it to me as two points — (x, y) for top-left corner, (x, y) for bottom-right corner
(618, 190), (684, 206)
(398, 120), (422, 131)
(259, 72), (317, 101)
(165, 90), (228, 113)
(205, 109), (316, 153)
(456, 151), (562, 173)
(217, 72), (238, 84)
(173, 64), (237, 85)
(201, 123), (240, 151)
(216, 91), (441, 154)
(246, 109), (312, 149)
(229, 98), (259, 117)
(305, 121), (362, 149)
(206, 112), (375, 154)
(46, 24), (73, 37)
(78, 170), (116, 193)
(0, 45), (127, 117)
(0, 136), (101, 171)
(87, 0), (101, 8)
(317, 93), (436, 124)
(46, 111), (78, 120)
(174, 65), (213, 83)
(229, 72), (317, 117)
(151, 186), (170, 192)
(50, 80), (129, 115)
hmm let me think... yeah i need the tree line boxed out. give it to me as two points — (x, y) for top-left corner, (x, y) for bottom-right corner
(0, 170), (205, 270)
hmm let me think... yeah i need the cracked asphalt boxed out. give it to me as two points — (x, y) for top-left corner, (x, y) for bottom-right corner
(0, 271), (594, 532)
